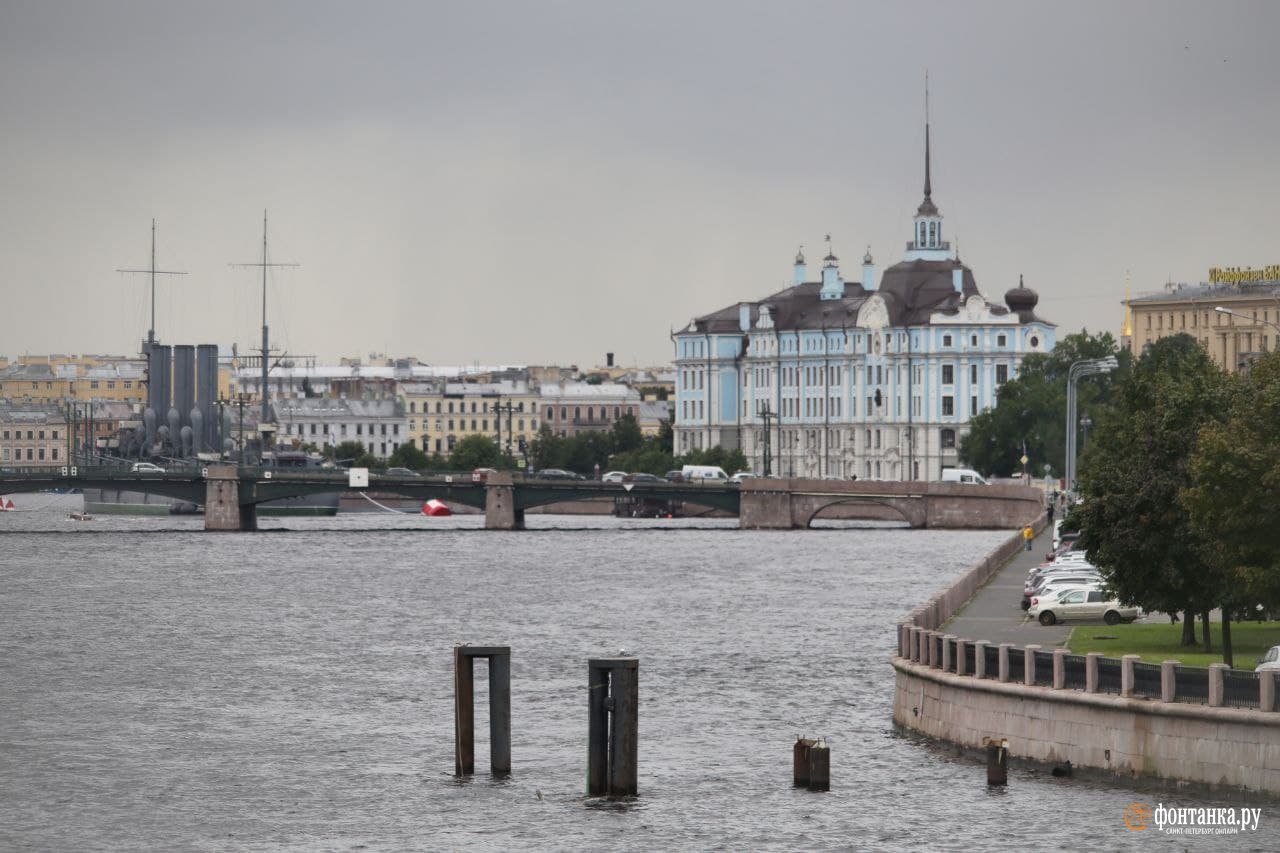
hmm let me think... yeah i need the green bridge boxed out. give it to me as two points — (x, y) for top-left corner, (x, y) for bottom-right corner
(0, 466), (1046, 531)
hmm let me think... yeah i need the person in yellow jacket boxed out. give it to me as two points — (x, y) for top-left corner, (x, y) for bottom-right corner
(1023, 525), (1034, 551)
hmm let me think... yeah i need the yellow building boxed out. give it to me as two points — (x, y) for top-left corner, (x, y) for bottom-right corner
(1126, 269), (1280, 373)
(0, 355), (148, 405)
(399, 380), (542, 457)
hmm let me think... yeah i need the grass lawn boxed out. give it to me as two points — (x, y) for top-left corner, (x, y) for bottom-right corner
(1067, 620), (1280, 669)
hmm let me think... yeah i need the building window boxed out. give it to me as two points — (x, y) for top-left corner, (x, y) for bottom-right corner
(942, 396), (954, 416)
(941, 428), (956, 449)
(942, 365), (954, 384)
(971, 396), (978, 416)
(996, 364), (1009, 384)
(997, 334), (1007, 347)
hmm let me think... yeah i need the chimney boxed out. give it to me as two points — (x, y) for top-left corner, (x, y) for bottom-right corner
(606, 352), (615, 368)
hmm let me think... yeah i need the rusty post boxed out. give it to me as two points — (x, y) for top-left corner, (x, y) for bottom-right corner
(986, 738), (1008, 786)
(454, 645), (511, 777)
(793, 737), (816, 787)
(587, 657), (639, 797)
(453, 646), (475, 776)
(807, 741), (830, 791)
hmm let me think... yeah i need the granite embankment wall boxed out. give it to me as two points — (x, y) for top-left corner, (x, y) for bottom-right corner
(893, 520), (1280, 796)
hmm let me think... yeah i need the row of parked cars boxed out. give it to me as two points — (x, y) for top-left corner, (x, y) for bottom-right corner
(1023, 537), (1142, 627)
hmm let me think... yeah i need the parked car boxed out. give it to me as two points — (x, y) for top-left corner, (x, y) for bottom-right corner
(664, 470), (685, 483)
(1022, 574), (1101, 609)
(624, 472), (666, 483)
(681, 465), (729, 481)
(1029, 588), (1140, 626)
(602, 471), (628, 483)
(471, 467), (498, 483)
(1256, 645), (1280, 673)
(730, 471), (756, 484)
(385, 467), (420, 477)
(536, 468), (582, 480)
(130, 462), (165, 473)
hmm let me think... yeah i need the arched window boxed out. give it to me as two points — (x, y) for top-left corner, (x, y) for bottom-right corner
(941, 428), (956, 449)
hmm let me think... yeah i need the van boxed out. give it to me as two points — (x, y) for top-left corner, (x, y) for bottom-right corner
(941, 467), (988, 485)
(681, 465), (729, 481)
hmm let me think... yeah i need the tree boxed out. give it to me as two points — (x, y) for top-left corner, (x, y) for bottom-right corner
(1072, 334), (1234, 651)
(610, 414), (644, 454)
(960, 331), (1128, 477)
(387, 442), (430, 472)
(1183, 349), (1280, 664)
(449, 434), (503, 471)
(331, 440), (368, 465)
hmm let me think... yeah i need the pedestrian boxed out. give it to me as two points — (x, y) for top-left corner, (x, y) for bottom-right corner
(1046, 502), (1055, 524)
(1023, 525), (1034, 551)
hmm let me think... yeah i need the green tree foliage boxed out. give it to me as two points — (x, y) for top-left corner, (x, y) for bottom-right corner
(960, 331), (1128, 477)
(1184, 350), (1280, 626)
(610, 414), (644, 454)
(387, 442), (430, 471)
(1072, 334), (1234, 649)
(331, 440), (369, 465)
(448, 434), (504, 471)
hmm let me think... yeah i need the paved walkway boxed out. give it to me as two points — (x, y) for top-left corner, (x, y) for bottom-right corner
(942, 526), (1074, 648)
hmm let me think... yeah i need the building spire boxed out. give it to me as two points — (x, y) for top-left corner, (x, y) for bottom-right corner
(916, 71), (939, 218)
(924, 70), (932, 200)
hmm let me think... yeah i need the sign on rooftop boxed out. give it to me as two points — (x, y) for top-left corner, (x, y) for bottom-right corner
(1209, 265), (1280, 285)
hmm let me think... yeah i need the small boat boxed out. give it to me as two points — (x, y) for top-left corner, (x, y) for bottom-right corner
(422, 499), (452, 517)
(68, 511), (94, 521)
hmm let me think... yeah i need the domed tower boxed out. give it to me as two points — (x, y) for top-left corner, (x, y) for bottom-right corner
(1004, 274), (1040, 320)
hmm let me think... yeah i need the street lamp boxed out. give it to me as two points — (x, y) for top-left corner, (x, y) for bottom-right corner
(1079, 412), (1093, 450)
(1214, 305), (1280, 336)
(1065, 356), (1118, 497)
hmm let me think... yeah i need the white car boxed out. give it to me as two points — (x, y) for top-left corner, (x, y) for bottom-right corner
(1030, 588), (1140, 626)
(601, 471), (628, 483)
(130, 462), (165, 473)
(1256, 645), (1280, 673)
(730, 472), (757, 484)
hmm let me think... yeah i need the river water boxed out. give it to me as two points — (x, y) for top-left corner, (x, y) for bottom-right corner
(1, 494), (1275, 851)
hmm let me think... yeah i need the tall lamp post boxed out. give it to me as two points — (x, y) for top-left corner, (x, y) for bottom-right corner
(1065, 356), (1118, 497)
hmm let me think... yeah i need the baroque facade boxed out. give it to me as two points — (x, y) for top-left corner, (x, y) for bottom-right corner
(673, 123), (1056, 480)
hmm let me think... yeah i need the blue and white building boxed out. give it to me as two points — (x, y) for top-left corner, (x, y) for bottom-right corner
(673, 122), (1056, 480)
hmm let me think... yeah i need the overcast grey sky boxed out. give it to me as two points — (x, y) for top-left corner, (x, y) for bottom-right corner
(2, 1), (1277, 368)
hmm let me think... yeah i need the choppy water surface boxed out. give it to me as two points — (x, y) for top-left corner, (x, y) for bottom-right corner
(1, 495), (1275, 851)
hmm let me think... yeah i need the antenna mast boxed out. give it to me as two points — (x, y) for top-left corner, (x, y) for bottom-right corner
(231, 210), (299, 423)
(116, 218), (187, 350)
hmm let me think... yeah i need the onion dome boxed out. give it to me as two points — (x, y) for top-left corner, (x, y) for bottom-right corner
(1004, 274), (1039, 313)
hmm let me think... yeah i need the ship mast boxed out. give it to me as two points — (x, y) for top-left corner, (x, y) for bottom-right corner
(232, 210), (299, 423)
(117, 218), (187, 351)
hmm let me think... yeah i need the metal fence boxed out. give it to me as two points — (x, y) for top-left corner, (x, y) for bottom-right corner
(1131, 661), (1164, 700)
(1007, 647), (1025, 678)
(1173, 666), (1210, 704)
(1032, 650), (1054, 687)
(1062, 654), (1088, 690)
(1222, 670), (1261, 708)
(982, 644), (1000, 679)
(1096, 658), (1123, 694)
(963, 643), (977, 675)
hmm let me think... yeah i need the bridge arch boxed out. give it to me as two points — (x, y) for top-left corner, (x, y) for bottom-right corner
(802, 496), (922, 528)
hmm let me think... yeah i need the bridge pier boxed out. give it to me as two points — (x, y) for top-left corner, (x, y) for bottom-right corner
(739, 484), (797, 529)
(205, 464), (256, 531)
(484, 472), (524, 530)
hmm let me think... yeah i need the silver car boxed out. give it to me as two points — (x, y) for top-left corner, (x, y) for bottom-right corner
(1030, 588), (1139, 626)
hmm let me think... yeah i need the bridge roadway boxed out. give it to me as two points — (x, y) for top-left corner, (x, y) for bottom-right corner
(0, 466), (1046, 531)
